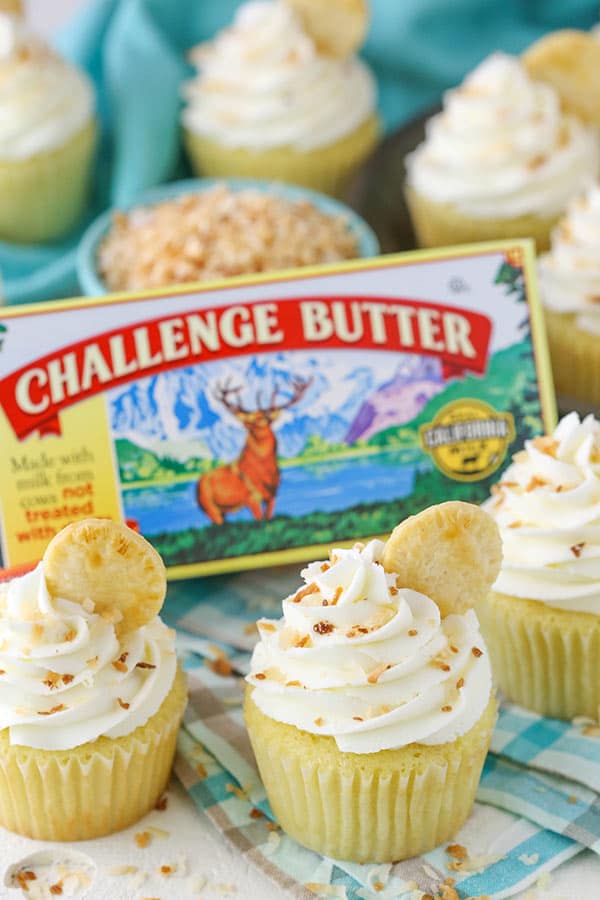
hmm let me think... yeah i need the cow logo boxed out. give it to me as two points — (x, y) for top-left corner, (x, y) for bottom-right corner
(419, 399), (515, 482)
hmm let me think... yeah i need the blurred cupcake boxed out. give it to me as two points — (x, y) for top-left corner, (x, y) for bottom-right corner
(405, 53), (599, 250)
(0, 5), (96, 243)
(181, 0), (379, 197)
(245, 502), (500, 863)
(0, 519), (187, 840)
(539, 184), (600, 408)
(479, 414), (600, 721)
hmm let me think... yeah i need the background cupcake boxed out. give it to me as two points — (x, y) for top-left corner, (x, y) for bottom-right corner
(539, 183), (600, 409)
(405, 53), (599, 251)
(0, 4), (96, 243)
(245, 502), (500, 863)
(479, 413), (600, 721)
(181, 0), (379, 197)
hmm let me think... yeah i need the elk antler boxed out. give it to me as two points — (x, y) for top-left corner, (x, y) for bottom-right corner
(266, 376), (312, 413)
(213, 377), (250, 415)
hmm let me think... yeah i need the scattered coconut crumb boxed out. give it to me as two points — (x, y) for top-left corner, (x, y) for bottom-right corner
(206, 656), (234, 677)
(446, 844), (467, 861)
(305, 884), (348, 898)
(519, 853), (540, 866)
(187, 874), (208, 894)
(260, 830), (281, 857)
(144, 826), (170, 840)
(226, 782), (249, 801)
(108, 864), (139, 876)
(134, 831), (151, 848)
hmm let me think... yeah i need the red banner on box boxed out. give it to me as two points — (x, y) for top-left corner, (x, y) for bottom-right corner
(0, 295), (491, 441)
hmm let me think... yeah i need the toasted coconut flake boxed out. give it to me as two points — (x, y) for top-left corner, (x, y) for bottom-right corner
(570, 542), (585, 558)
(532, 435), (559, 457)
(207, 656), (234, 677)
(109, 865), (139, 876)
(367, 662), (390, 684)
(38, 704), (67, 716)
(526, 475), (548, 491)
(291, 582), (319, 603)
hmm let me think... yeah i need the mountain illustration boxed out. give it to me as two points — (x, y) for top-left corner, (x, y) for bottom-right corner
(108, 351), (427, 460)
(345, 356), (443, 443)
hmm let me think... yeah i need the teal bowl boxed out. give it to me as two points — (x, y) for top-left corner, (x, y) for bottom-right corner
(76, 177), (380, 296)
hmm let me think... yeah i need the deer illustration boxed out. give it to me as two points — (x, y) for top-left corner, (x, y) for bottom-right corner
(198, 375), (312, 525)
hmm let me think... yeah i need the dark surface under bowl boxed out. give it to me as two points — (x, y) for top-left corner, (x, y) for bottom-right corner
(346, 106), (439, 254)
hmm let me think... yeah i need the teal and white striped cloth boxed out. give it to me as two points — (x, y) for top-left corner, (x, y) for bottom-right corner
(165, 570), (600, 900)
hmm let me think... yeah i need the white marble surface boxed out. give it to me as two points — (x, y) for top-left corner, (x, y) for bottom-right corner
(5, 2), (599, 897)
(1, 779), (599, 899)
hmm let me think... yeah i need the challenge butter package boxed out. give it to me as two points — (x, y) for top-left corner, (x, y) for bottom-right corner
(0, 240), (554, 579)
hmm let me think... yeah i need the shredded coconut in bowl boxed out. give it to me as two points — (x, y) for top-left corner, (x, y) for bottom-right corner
(97, 185), (360, 292)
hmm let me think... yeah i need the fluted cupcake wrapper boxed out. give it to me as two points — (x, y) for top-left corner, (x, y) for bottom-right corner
(0, 119), (96, 244)
(478, 592), (600, 721)
(544, 308), (600, 409)
(404, 184), (560, 252)
(183, 115), (380, 199)
(0, 666), (187, 841)
(245, 690), (496, 864)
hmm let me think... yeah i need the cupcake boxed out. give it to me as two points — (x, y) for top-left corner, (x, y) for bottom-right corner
(405, 53), (599, 251)
(0, 519), (187, 841)
(479, 413), (600, 720)
(181, 0), (379, 197)
(0, 5), (96, 243)
(538, 183), (600, 409)
(245, 501), (500, 863)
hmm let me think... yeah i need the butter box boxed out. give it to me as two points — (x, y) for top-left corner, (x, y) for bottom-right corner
(0, 240), (554, 579)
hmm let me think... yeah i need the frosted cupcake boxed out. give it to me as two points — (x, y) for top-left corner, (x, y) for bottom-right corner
(405, 53), (599, 251)
(479, 413), (600, 720)
(0, 6), (96, 243)
(181, 0), (379, 197)
(0, 519), (187, 841)
(245, 502), (500, 863)
(539, 184), (600, 408)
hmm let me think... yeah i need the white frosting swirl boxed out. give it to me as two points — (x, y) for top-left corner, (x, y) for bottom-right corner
(181, 0), (376, 152)
(0, 564), (177, 750)
(247, 540), (491, 753)
(406, 53), (599, 218)
(0, 13), (94, 160)
(539, 184), (600, 334)
(485, 412), (600, 615)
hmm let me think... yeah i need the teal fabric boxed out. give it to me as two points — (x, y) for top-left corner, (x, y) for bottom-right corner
(1, 0), (597, 305)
